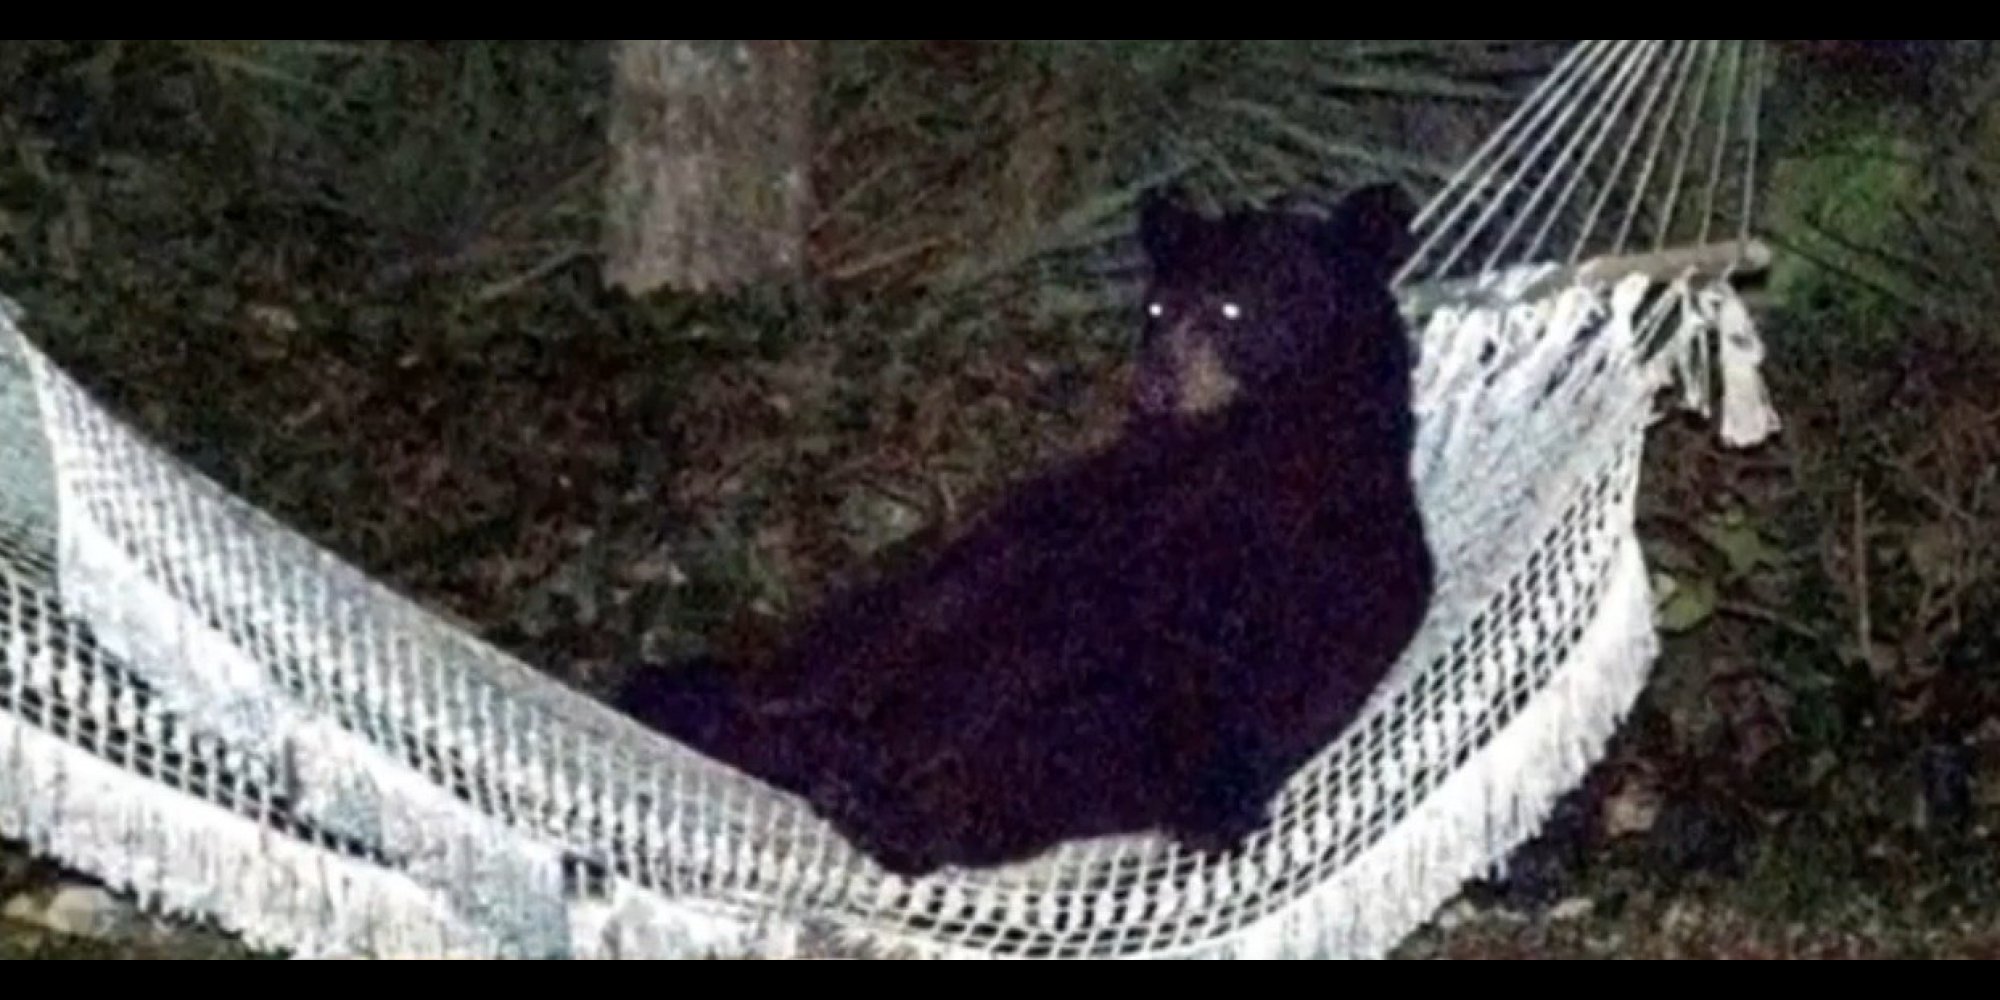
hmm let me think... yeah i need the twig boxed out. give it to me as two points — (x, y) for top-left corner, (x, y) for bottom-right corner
(824, 236), (954, 284)
(1872, 451), (1978, 524)
(471, 245), (592, 304)
(1853, 481), (1871, 661)
(933, 473), (958, 526)
(1717, 600), (1830, 648)
(1760, 227), (1927, 313)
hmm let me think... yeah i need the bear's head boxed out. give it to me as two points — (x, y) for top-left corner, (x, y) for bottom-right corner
(1131, 183), (1418, 420)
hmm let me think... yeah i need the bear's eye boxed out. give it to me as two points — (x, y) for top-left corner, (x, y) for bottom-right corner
(1220, 302), (1244, 321)
(1146, 302), (1166, 319)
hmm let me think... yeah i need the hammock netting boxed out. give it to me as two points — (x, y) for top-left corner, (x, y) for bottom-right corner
(0, 40), (1781, 959)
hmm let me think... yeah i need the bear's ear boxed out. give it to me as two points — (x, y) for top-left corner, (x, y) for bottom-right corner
(1322, 182), (1418, 279)
(1138, 185), (1204, 266)
(1268, 190), (1335, 218)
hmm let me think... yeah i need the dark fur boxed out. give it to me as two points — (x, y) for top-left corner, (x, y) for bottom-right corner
(1130, 183), (1417, 422)
(615, 183), (1435, 877)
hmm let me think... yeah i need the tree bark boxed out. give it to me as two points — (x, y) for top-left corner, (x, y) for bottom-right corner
(603, 40), (817, 295)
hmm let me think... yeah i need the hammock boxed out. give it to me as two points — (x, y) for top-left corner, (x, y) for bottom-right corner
(0, 40), (1779, 959)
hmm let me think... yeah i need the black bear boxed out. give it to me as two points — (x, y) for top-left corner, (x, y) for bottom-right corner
(615, 182), (1435, 878)
(1128, 183), (1418, 424)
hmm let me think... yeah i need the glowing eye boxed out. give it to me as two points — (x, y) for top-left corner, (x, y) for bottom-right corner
(1220, 302), (1243, 321)
(1146, 302), (1165, 318)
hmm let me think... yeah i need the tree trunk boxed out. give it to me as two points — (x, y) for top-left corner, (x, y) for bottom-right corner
(603, 40), (817, 295)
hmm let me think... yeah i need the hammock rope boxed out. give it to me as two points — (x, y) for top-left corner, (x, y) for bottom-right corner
(0, 40), (1778, 959)
(1402, 40), (1768, 297)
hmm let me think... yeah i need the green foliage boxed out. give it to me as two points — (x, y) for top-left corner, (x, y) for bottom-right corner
(0, 39), (1540, 370)
(1610, 41), (2000, 941)
(812, 40), (1541, 348)
(1763, 41), (2000, 353)
(0, 40), (608, 364)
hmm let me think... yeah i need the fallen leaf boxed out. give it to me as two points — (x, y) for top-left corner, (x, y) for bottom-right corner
(1907, 520), (1958, 588)
(1698, 509), (1782, 580)
(1603, 776), (1662, 837)
(1656, 573), (1718, 633)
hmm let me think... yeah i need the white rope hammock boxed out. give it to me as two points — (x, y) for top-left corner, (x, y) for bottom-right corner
(0, 40), (1779, 959)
